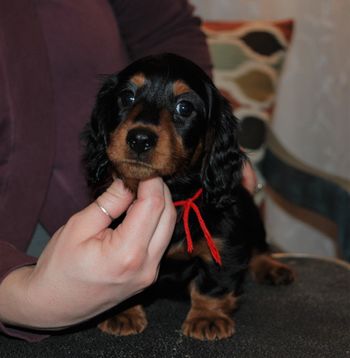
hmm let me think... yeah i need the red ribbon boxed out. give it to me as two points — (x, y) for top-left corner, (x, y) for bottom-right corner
(173, 188), (222, 266)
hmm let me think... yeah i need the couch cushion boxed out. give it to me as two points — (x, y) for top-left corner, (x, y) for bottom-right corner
(202, 19), (293, 162)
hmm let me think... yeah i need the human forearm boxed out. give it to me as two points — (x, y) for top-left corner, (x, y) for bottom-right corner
(0, 265), (38, 328)
(0, 242), (39, 327)
(0, 242), (51, 341)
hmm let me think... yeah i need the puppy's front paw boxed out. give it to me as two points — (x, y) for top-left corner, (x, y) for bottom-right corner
(98, 305), (147, 336)
(182, 314), (235, 340)
(264, 263), (295, 285)
(184, 284), (238, 340)
(250, 254), (295, 285)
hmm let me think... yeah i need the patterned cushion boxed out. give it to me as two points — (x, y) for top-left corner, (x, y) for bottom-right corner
(202, 20), (294, 163)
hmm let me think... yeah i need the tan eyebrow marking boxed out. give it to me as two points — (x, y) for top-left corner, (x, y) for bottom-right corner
(173, 80), (191, 96)
(130, 73), (146, 87)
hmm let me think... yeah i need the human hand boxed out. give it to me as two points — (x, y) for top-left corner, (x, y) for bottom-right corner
(0, 178), (176, 329)
(241, 160), (258, 194)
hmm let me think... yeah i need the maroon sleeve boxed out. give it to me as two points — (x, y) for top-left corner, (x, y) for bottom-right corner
(110, 0), (213, 76)
(0, 241), (49, 342)
(0, 242), (37, 282)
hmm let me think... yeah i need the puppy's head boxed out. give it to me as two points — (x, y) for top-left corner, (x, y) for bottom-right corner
(84, 53), (245, 205)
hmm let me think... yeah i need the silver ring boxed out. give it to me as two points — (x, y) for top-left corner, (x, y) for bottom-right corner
(95, 201), (113, 220)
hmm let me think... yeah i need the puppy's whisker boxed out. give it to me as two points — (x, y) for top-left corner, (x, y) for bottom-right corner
(152, 148), (185, 161)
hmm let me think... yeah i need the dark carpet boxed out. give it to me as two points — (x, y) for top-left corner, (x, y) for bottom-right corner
(1, 256), (350, 358)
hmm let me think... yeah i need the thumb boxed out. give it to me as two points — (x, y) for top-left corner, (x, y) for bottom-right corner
(72, 179), (134, 237)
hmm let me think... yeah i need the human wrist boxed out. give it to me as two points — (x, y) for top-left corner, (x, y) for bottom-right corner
(0, 265), (36, 327)
(0, 265), (65, 330)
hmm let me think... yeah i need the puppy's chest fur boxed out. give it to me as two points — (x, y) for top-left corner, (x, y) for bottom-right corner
(167, 205), (220, 263)
(165, 182), (236, 266)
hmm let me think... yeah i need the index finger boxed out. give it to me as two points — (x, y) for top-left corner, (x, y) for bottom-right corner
(71, 179), (134, 240)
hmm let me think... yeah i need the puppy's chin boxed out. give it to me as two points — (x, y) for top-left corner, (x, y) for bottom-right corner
(114, 161), (159, 193)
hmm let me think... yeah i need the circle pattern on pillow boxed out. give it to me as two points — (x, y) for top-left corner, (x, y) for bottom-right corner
(202, 20), (293, 157)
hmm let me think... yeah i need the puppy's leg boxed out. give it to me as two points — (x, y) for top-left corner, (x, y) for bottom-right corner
(249, 252), (295, 285)
(242, 192), (295, 285)
(98, 305), (147, 336)
(182, 281), (238, 341)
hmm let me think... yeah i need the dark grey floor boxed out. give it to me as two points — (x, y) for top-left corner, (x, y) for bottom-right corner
(1, 257), (350, 358)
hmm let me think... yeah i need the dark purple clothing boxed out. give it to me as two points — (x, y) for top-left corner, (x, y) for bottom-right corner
(0, 0), (211, 341)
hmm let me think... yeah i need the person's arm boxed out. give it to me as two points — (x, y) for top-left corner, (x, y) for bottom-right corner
(0, 244), (41, 341)
(110, 0), (212, 76)
(0, 178), (176, 341)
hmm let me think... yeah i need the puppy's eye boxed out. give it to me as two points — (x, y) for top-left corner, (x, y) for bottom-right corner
(119, 90), (135, 107)
(176, 101), (194, 117)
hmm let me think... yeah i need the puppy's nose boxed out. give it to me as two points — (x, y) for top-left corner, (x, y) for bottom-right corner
(126, 128), (158, 154)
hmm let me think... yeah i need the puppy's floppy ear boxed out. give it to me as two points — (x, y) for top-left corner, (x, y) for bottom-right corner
(82, 75), (118, 196)
(201, 86), (247, 207)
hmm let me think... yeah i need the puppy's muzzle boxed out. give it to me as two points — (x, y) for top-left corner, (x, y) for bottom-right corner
(126, 128), (158, 155)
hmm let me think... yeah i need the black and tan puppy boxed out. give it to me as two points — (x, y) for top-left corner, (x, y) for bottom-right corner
(83, 53), (294, 340)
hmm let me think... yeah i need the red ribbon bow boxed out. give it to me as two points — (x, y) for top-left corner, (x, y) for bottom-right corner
(173, 188), (222, 266)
